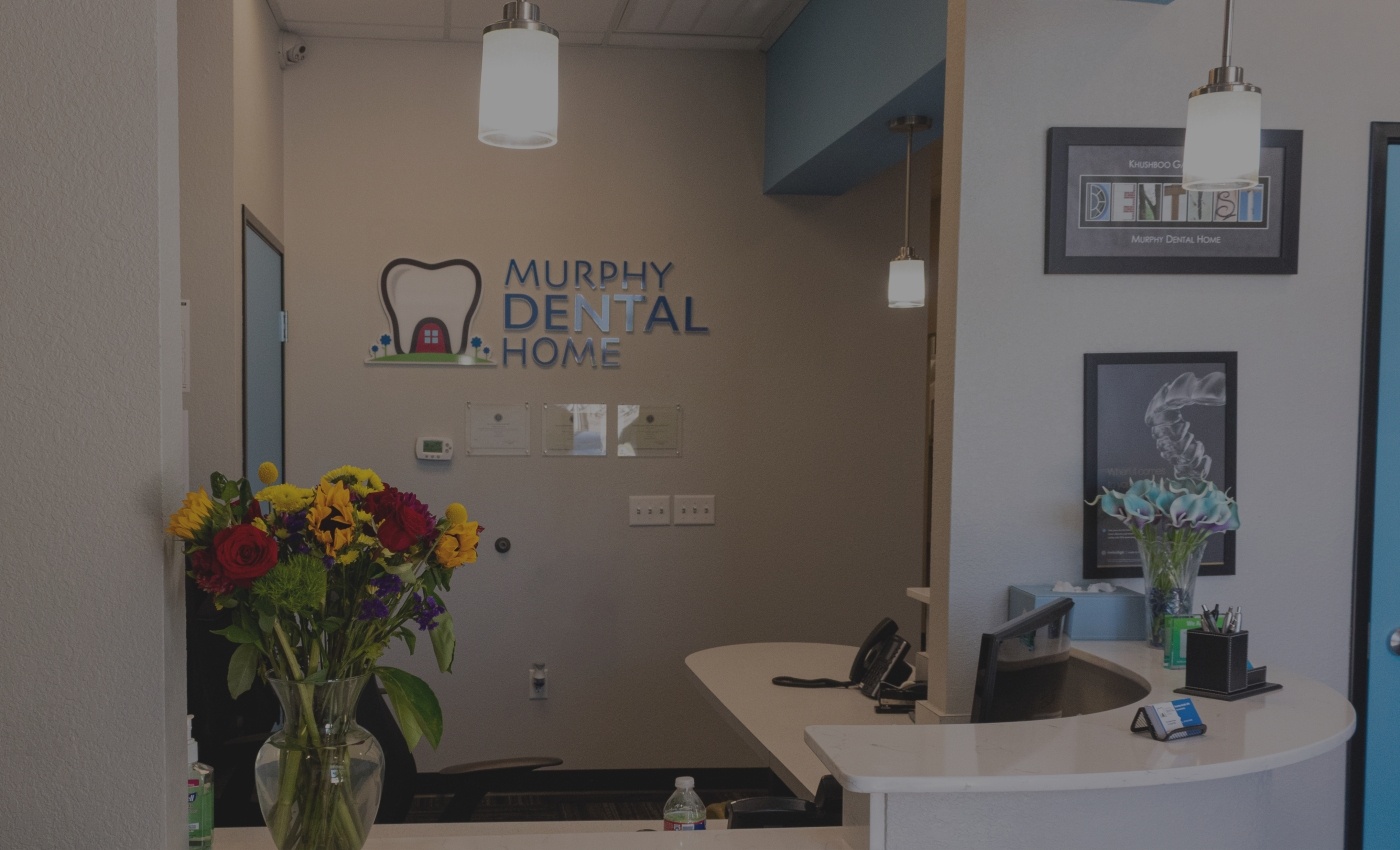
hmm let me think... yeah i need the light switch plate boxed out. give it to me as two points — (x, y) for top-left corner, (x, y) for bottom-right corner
(674, 495), (715, 525)
(629, 495), (671, 526)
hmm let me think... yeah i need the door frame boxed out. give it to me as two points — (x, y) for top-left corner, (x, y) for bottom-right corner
(1347, 121), (1400, 850)
(241, 205), (285, 483)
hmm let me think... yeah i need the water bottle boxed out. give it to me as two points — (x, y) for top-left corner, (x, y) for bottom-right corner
(662, 776), (706, 831)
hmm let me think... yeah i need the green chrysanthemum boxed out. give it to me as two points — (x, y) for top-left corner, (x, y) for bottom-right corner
(253, 553), (327, 615)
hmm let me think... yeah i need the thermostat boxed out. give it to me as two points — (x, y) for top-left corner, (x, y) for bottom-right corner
(415, 437), (453, 461)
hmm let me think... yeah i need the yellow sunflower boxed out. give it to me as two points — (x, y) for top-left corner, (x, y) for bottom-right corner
(254, 483), (315, 513)
(307, 481), (357, 557)
(167, 488), (214, 540)
(434, 517), (481, 569)
(321, 465), (385, 496)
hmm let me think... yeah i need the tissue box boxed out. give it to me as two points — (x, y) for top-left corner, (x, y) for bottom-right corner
(1007, 584), (1146, 640)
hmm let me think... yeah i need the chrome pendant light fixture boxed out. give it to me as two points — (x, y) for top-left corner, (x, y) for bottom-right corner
(479, 1), (559, 149)
(1182, 0), (1261, 191)
(888, 116), (931, 309)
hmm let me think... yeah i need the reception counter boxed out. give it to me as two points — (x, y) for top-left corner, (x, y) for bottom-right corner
(687, 641), (1355, 850)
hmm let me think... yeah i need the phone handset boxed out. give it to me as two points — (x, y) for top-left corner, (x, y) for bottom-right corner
(771, 618), (912, 698)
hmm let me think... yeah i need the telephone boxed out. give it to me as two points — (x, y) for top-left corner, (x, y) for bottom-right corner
(850, 618), (913, 698)
(772, 618), (913, 699)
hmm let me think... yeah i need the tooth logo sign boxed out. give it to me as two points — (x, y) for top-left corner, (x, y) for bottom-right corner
(368, 258), (493, 366)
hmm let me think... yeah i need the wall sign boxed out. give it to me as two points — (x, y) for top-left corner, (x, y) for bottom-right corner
(1083, 352), (1237, 579)
(617, 405), (681, 457)
(542, 403), (607, 456)
(1046, 128), (1302, 275)
(367, 257), (709, 369)
(466, 402), (530, 456)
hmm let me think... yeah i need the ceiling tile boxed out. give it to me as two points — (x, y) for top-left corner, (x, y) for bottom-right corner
(286, 21), (447, 40)
(659, 0), (708, 33)
(279, 0), (445, 27)
(729, 0), (790, 37)
(607, 31), (759, 50)
(694, 0), (747, 35)
(619, 0), (671, 32)
(450, 0), (618, 33)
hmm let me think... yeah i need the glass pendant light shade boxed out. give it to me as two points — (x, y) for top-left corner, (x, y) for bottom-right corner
(479, 3), (558, 149)
(1182, 0), (1261, 191)
(888, 258), (926, 309)
(1182, 88), (1261, 191)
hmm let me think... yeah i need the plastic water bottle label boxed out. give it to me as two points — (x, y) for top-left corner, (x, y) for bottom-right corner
(664, 820), (705, 831)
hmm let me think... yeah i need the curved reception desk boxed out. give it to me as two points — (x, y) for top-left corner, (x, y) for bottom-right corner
(687, 642), (1355, 850)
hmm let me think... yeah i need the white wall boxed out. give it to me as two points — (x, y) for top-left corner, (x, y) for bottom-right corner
(931, 0), (1400, 845)
(0, 0), (185, 847)
(182, 0), (284, 485)
(282, 39), (930, 770)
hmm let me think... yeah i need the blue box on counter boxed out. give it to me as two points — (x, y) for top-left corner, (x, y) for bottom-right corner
(1007, 584), (1146, 640)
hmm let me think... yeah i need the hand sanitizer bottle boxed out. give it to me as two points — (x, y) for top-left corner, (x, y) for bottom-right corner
(186, 715), (214, 848)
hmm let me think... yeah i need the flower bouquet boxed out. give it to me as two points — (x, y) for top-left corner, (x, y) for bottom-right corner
(1093, 478), (1239, 647)
(167, 463), (480, 850)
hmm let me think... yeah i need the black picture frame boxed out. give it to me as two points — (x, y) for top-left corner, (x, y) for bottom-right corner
(1083, 352), (1237, 579)
(1046, 127), (1302, 274)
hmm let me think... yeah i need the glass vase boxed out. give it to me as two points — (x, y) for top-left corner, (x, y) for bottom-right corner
(1136, 532), (1207, 649)
(255, 674), (384, 850)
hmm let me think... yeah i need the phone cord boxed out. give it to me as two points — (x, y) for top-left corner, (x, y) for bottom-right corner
(770, 676), (854, 688)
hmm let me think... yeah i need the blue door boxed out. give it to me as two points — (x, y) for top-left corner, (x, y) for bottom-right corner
(1355, 126), (1400, 849)
(243, 209), (284, 485)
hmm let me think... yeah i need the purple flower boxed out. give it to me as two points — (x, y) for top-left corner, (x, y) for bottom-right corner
(409, 593), (445, 631)
(370, 574), (403, 596)
(358, 597), (390, 621)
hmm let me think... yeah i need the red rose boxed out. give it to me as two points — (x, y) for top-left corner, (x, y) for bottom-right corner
(364, 486), (435, 553)
(213, 524), (279, 587)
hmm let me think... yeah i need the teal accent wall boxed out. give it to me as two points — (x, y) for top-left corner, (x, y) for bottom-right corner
(763, 0), (947, 195)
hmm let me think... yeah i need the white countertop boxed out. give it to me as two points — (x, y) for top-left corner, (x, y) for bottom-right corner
(806, 641), (1355, 794)
(685, 643), (911, 799)
(214, 822), (864, 849)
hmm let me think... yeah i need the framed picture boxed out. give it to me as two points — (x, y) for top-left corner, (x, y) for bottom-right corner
(1046, 127), (1302, 274)
(1083, 352), (1237, 579)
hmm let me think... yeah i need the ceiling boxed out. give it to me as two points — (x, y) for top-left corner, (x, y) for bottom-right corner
(268, 0), (812, 51)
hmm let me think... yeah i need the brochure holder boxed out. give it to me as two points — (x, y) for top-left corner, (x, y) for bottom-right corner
(1131, 698), (1206, 742)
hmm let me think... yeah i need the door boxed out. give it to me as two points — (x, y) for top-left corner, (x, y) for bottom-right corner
(1352, 123), (1400, 849)
(242, 208), (284, 485)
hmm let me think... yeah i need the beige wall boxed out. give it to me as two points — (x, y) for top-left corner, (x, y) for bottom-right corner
(282, 39), (930, 769)
(0, 0), (186, 847)
(930, 0), (1400, 844)
(182, 0), (284, 486)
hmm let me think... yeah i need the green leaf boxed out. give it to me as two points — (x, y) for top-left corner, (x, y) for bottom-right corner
(430, 611), (456, 674)
(323, 617), (344, 635)
(374, 666), (443, 749)
(212, 624), (259, 645)
(228, 643), (258, 698)
(397, 626), (417, 656)
(210, 471), (229, 497)
(258, 612), (274, 634)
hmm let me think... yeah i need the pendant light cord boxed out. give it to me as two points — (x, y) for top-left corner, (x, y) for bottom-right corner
(903, 127), (913, 250)
(1221, 0), (1234, 67)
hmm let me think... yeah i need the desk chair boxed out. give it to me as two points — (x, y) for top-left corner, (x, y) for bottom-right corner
(724, 775), (843, 829)
(355, 678), (563, 822)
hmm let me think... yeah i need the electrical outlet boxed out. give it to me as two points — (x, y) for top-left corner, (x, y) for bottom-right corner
(629, 495), (671, 526)
(674, 495), (715, 525)
(529, 662), (548, 700)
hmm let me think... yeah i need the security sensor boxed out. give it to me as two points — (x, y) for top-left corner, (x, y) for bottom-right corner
(279, 33), (307, 69)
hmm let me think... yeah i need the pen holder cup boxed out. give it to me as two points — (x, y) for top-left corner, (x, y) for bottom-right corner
(1184, 629), (1250, 694)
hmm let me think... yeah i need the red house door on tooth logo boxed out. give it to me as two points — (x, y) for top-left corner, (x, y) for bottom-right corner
(411, 319), (449, 354)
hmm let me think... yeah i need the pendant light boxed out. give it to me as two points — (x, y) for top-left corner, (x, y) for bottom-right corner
(1182, 0), (1261, 191)
(479, 2), (559, 149)
(888, 116), (931, 309)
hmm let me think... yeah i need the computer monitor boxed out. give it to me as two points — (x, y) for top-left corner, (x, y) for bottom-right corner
(969, 597), (1074, 724)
